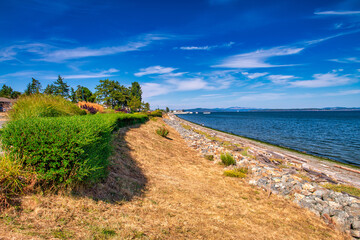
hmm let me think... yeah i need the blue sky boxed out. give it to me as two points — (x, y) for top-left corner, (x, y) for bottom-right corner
(0, 0), (360, 109)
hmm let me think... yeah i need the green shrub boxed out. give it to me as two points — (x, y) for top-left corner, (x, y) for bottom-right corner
(0, 155), (36, 209)
(156, 127), (169, 137)
(223, 168), (248, 178)
(9, 94), (85, 121)
(220, 152), (236, 166)
(204, 155), (214, 161)
(147, 110), (163, 118)
(1, 113), (148, 188)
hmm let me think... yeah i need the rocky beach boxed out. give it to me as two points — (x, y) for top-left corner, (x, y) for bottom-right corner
(165, 113), (360, 239)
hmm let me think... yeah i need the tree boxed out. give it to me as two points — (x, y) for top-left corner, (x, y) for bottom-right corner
(54, 75), (69, 98)
(24, 78), (41, 95)
(44, 84), (57, 95)
(0, 85), (14, 98)
(95, 79), (128, 109)
(166, 107), (170, 113)
(11, 91), (21, 99)
(73, 85), (94, 102)
(141, 102), (150, 112)
(130, 81), (142, 102)
(128, 96), (141, 112)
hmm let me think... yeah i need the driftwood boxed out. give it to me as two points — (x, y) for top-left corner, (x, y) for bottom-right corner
(334, 165), (360, 175)
(303, 167), (338, 184)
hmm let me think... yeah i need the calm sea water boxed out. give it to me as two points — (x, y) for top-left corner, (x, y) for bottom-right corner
(177, 111), (360, 166)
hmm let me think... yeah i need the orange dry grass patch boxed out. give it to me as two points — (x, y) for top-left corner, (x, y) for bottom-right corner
(0, 120), (349, 239)
(77, 101), (104, 113)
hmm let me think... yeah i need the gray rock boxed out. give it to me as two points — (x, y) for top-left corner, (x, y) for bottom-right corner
(351, 230), (360, 238)
(352, 220), (360, 230)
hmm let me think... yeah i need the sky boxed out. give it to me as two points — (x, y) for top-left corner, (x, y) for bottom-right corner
(0, 0), (360, 109)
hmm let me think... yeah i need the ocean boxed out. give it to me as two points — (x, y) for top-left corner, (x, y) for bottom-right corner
(176, 111), (360, 166)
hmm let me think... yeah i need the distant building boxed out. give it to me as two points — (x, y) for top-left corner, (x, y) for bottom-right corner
(0, 97), (14, 112)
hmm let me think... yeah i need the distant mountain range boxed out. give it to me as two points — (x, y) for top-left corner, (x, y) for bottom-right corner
(183, 107), (360, 112)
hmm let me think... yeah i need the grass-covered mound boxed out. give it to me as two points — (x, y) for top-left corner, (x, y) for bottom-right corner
(9, 94), (85, 120)
(1, 113), (148, 188)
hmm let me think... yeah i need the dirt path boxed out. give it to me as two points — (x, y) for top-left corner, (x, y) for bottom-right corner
(0, 119), (348, 239)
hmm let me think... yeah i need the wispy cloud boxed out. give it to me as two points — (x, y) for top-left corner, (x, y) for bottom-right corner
(242, 72), (268, 79)
(177, 42), (235, 51)
(324, 89), (360, 96)
(329, 57), (360, 63)
(267, 75), (298, 84)
(63, 68), (119, 79)
(0, 34), (170, 63)
(314, 11), (360, 15)
(238, 93), (285, 101)
(290, 72), (356, 88)
(213, 46), (303, 68)
(134, 65), (178, 77)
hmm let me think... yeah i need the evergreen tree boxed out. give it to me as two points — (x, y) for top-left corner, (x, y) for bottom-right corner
(44, 84), (57, 95)
(0, 85), (14, 98)
(95, 79), (128, 109)
(130, 81), (142, 102)
(128, 96), (141, 112)
(24, 78), (41, 95)
(54, 75), (69, 98)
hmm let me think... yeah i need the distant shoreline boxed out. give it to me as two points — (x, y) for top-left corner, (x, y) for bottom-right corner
(175, 113), (360, 169)
(181, 108), (360, 113)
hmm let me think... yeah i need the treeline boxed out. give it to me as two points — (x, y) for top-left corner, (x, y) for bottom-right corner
(0, 76), (151, 112)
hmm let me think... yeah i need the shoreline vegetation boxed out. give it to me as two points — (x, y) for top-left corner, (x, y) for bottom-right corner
(175, 114), (360, 170)
(0, 115), (350, 239)
(0, 79), (358, 239)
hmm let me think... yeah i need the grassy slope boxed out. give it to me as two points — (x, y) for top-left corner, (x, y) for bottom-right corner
(0, 119), (348, 239)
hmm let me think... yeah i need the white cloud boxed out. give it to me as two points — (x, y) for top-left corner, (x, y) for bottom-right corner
(167, 78), (208, 91)
(324, 89), (360, 96)
(329, 57), (360, 63)
(135, 66), (177, 77)
(213, 46), (304, 69)
(315, 11), (360, 15)
(0, 34), (170, 63)
(178, 42), (235, 51)
(242, 72), (268, 79)
(0, 43), (52, 62)
(267, 75), (297, 84)
(142, 83), (170, 98)
(290, 73), (355, 88)
(63, 68), (119, 79)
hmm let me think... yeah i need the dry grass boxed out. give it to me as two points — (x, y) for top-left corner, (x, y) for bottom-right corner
(77, 101), (105, 113)
(0, 119), (349, 239)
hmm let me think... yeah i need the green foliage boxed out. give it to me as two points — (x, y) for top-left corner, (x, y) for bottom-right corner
(8, 94), (85, 121)
(95, 79), (128, 109)
(0, 84), (21, 99)
(24, 78), (41, 95)
(223, 168), (248, 178)
(220, 152), (236, 166)
(147, 110), (163, 117)
(165, 107), (170, 113)
(156, 127), (169, 138)
(130, 81), (142, 102)
(44, 84), (57, 95)
(70, 85), (94, 103)
(0, 155), (36, 209)
(142, 102), (150, 112)
(54, 75), (70, 98)
(1, 113), (148, 187)
(322, 183), (360, 197)
(128, 96), (141, 112)
(204, 155), (214, 161)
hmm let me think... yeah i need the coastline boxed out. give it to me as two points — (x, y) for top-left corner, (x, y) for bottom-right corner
(174, 113), (360, 182)
(165, 113), (360, 238)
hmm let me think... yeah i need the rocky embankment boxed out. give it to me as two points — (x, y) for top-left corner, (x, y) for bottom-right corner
(164, 114), (360, 239)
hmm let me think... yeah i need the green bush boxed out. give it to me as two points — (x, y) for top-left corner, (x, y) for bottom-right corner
(223, 168), (248, 178)
(156, 127), (169, 137)
(1, 113), (148, 187)
(220, 152), (236, 166)
(147, 110), (163, 118)
(9, 94), (86, 121)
